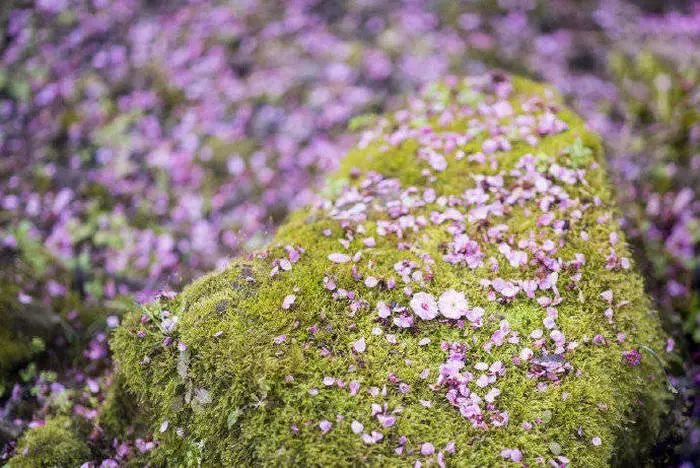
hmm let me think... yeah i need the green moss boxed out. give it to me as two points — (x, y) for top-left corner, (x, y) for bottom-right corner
(8, 417), (90, 467)
(111, 74), (671, 466)
(97, 375), (141, 441)
(0, 327), (32, 385)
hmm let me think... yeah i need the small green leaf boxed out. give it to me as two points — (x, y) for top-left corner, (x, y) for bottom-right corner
(536, 152), (550, 172)
(20, 363), (37, 383)
(549, 442), (562, 455)
(348, 113), (377, 131)
(564, 137), (593, 168)
(227, 408), (242, 429)
(177, 350), (190, 380)
(319, 178), (349, 200)
(541, 409), (552, 423)
(457, 88), (483, 106)
(409, 116), (429, 128)
(31, 337), (46, 353)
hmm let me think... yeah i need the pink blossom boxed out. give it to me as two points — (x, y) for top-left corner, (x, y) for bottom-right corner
(377, 414), (396, 428)
(443, 234), (483, 268)
(465, 306), (484, 326)
(377, 301), (392, 319)
(365, 276), (379, 288)
(519, 347), (533, 360)
(438, 289), (468, 319)
(273, 335), (287, 344)
(499, 243), (527, 268)
(500, 448), (523, 462)
(485, 387), (501, 403)
(394, 314), (414, 328)
(428, 152), (447, 172)
(492, 278), (520, 299)
(410, 292), (439, 320)
(666, 338), (675, 352)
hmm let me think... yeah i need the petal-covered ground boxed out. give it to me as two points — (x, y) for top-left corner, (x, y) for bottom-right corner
(1, 1), (699, 465)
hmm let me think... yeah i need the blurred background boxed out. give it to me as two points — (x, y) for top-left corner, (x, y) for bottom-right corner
(0, 0), (699, 465)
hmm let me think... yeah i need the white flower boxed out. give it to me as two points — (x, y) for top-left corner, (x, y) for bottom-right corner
(351, 420), (364, 434)
(353, 337), (366, 353)
(410, 292), (438, 320)
(328, 253), (351, 263)
(282, 294), (296, 309)
(438, 289), (468, 319)
(485, 387), (501, 403)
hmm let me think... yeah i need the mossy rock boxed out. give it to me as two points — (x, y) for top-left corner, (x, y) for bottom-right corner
(111, 74), (671, 466)
(8, 417), (90, 467)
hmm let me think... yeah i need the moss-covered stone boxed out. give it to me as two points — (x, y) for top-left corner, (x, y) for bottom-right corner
(8, 416), (90, 467)
(111, 73), (671, 466)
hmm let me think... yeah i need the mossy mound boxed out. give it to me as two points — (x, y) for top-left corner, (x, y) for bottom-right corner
(8, 417), (90, 467)
(110, 73), (671, 466)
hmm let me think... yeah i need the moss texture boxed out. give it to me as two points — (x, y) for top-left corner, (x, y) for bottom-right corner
(110, 74), (671, 466)
(8, 416), (90, 467)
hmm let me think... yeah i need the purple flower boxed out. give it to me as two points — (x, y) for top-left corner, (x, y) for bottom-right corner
(622, 349), (642, 366)
(377, 414), (396, 428)
(351, 420), (364, 434)
(500, 448), (522, 462)
(393, 314), (414, 328)
(319, 420), (332, 434)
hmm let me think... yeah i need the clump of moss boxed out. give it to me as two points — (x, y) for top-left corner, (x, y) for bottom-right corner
(111, 73), (672, 466)
(8, 417), (90, 467)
